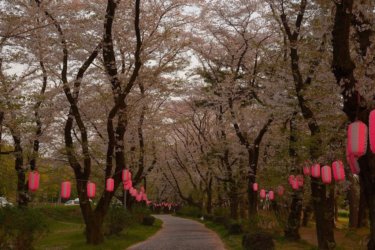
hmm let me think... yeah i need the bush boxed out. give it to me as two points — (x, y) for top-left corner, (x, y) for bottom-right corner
(203, 214), (214, 221)
(142, 215), (156, 226)
(227, 221), (243, 235)
(131, 204), (151, 224)
(0, 206), (48, 250)
(176, 206), (202, 218)
(104, 206), (133, 236)
(242, 232), (275, 250)
(213, 215), (230, 226)
(338, 210), (349, 218)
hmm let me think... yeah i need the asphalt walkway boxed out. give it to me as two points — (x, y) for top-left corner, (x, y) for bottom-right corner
(127, 214), (226, 250)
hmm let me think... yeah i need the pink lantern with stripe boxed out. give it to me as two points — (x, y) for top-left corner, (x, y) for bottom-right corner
(370, 110), (375, 153)
(277, 185), (284, 196)
(252, 183), (258, 191)
(269, 191), (275, 201)
(61, 181), (71, 199)
(347, 121), (368, 157)
(288, 175), (295, 185)
(321, 165), (332, 184)
(122, 169), (132, 182)
(28, 171), (40, 191)
(346, 147), (360, 174)
(303, 166), (310, 176)
(332, 161), (345, 182)
(291, 179), (299, 190)
(260, 189), (266, 199)
(106, 178), (114, 192)
(87, 182), (96, 198)
(136, 194), (142, 202)
(311, 164), (321, 178)
(124, 180), (132, 190)
(296, 175), (304, 187)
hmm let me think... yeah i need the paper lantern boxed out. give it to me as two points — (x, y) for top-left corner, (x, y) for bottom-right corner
(332, 161), (345, 182)
(87, 182), (96, 198)
(347, 153), (360, 174)
(303, 166), (310, 176)
(321, 165), (332, 184)
(370, 110), (375, 153)
(28, 171), (40, 191)
(106, 178), (114, 192)
(140, 186), (145, 193)
(252, 183), (258, 191)
(269, 191), (275, 201)
(291, 179), (299, 190)
(122, 169), (132, 182)
(61, 181), (71, 199)
(124, 180), (132, 190)
(260, 189), (266, 199)
(277, 185), (284, 196)
(347, 121), (368, 157)
(136, 194), (142, 202)
(288, 175), (295, 185)
(296, 175), (304, 187)
(142, 193), (148, 201)
(311, 164), (321, 178)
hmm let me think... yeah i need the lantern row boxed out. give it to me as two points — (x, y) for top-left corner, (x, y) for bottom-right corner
(27, 169), (152, 205)
(252, 183), (285, 201)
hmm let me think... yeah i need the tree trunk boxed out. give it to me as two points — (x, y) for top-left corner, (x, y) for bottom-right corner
(358, 183), (368, 228)
(229, 185), (239, 220)
(346, 172), (359, 228)
(311, 178), (335, 250)
(206, 176), (213, 214)
(302, 203), (312, 227)
(285, 191), (303, 240)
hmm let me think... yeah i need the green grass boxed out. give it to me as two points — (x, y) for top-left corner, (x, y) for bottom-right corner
(35, 205), (162, 250)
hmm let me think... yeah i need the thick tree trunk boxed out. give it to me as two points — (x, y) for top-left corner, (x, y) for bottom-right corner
(229, 185), (239, 220)
(302, 203), (312, 227)
(285, 191), (303, 240)
(358, 183), (368, 228)
(311, 179), (336, 250)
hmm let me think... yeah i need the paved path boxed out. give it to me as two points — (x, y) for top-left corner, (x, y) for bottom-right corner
(127, 214), (226, 250)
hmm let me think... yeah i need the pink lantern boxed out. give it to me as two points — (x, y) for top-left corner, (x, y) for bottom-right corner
(291, 179), (299, 190)
(124, 180), (132, 190)
(269, 191), (275, 201)
(347, 121), (368, 157)
(61, 181), (71, 199)
(260, 189), (266, 199)
(321, 165), (332, 184)
(347, 153), (360, 174)
(370, 110), (375, 153)
(87, 182), (96, 198)
(277, 185), (284, 196)
(288, 175), (295, 185)
(332, 160), (345, 182)
(106, 178), (114, 192)
(311, 164), (321, 178)
(28, 171), (40, 191)
(303, 166), (310, 176)
(252, 183), (258, 191)
(122, 169), (132, 182)
(142, 193), (148, 201)
(296, 175), (304, 187)
(136, 194), (142, 202)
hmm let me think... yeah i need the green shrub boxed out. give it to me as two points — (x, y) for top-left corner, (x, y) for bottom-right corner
(338, 210), (349, 218)
(176, 206), (202, 218)
(104, 206), (133, 236)
(142, 215), (156, 226)
(0, 206), (48, 250)
(204, 214), (214, 221)
(227, 221), (243, 235)
(131, 204), (151, 224)
(242, 232), (275, 250)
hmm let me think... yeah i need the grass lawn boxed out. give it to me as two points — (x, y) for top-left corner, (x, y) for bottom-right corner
(35, 205), (162, 250)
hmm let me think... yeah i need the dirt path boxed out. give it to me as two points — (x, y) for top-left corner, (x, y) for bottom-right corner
(127, 215), (226, 250)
